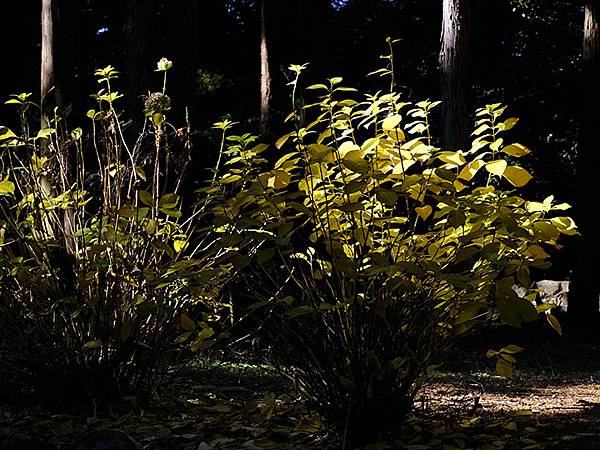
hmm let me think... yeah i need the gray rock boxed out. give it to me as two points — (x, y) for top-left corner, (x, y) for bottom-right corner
(536, 280), (570, 311)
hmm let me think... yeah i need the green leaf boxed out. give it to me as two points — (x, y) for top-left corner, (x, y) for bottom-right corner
(415, 205), (432, 220)
(0, 179), (15, 196)
(134, 165), (147, 181)
(453, 246), (479, 263)
(339, 375), (355, 391)
(501, 353), (517, 363)
(307, 144), (332, 162)
(496, 296), (538, 327)
(159, 193), (179, 209)
(342, 153), (370, 174)
(139, 191), (154, 207)
(306, 83), (328, 90)
(547, 314), (562, 335)
(496, 357), (513, 378)
(83, 340), (102, 349)
(267, 170), (291, 189)
(36, 127), (55, 140)
(70, 127), (83, 140)
(286, 305), (315, 318)
(118, 205), (136, 217)
(221, 174), (242, 184)
(376, 188), (398, 206)
(160, 208), (182, 218)
(181, 313), (196, 331)
(256, 248), (276, 264)
(500, 344), (524, 354)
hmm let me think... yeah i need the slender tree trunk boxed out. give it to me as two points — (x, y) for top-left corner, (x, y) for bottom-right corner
(260, 0), (272, 134)
(41, 0), (54, 130)
(41, 0), (76, 252)
(439, 0), (471, 151)
(41, 0), (74, 119)
(123, 0), (151, 146)
(569, 0), (600, 329)
(184, 0), (200, 122)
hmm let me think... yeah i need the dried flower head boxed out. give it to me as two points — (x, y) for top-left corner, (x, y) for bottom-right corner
(156, 57), (173, 72)
(144, 92), (171, 115)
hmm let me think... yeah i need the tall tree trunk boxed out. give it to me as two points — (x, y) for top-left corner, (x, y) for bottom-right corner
(439, 0), (471, 151)
(260, 0), (272, 134)
(41, 0), (74, 121)
(569, 0), (600, 329)
(41, 0), (76, 252)
(184, 0), (200, 123)
(41, 0), (54, 129)
(123, 0), (151, 146)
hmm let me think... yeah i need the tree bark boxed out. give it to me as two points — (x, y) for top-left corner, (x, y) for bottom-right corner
(260, 0), (272, 134)
(184, 0), (200, 122)
(41, 0), (54, 128)
(123, 0), (152, 145)
(569, 0), (600, 328)
(439, 0), (471, 151)
(41, 0), (76, 252)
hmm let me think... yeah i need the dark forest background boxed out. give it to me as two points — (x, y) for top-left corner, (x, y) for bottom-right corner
(0, 0), (587, 278)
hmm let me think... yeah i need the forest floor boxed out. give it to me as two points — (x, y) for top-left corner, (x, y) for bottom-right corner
(2, 327), (600, 449)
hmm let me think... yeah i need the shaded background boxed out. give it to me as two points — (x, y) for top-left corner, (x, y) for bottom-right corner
(0, 0), (586, 278)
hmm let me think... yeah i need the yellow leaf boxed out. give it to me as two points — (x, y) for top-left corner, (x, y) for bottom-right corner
(343, 151), (370, 174)
(457, 160), (485, 181)
(267, 170), (291, 189)
(275, 133), (292, 149)
(439, 151), (466, 166)
(503, 165), (533, 187)
(454, 179), (467, 191)
(502, 143), (531, 157)
(525, 245), (549, 260)
(338, 140), (360, 157)
(550, 217), (577, 235)
(490, 138), (504, 151)
(0, 179), (15, 196)
(0, 127), (17, 140)
(501, 117), (519, 131)
(485, 160), (507, 177)
(415, 205), (432, 220)
(382, 114), (402, 130)
(361, 137), (380, 153)
(392, 160), (415, 174)
(386, 128), (406, 141)
(174, 239), (188, 253)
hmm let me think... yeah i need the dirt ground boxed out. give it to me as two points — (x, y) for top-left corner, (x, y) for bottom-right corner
(2, 328), (600, 449)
